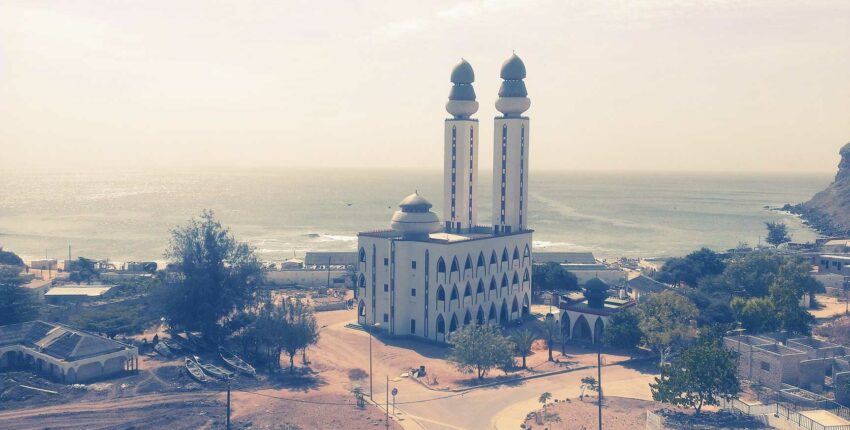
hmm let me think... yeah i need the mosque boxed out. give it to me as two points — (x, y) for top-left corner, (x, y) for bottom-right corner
(356, 54), (533, 342)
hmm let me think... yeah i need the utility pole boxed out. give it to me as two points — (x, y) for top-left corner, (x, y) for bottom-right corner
(385, 375), (390, 430)
(369, 326), (374, 400)
(226, 379), (231, 430)
(597, 337), (603, 430)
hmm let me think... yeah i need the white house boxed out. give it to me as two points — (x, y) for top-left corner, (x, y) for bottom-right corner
(356, 55), (534, 342)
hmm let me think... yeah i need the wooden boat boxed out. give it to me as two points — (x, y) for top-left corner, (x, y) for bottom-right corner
(163, 339), (183, 353)
(154, 342), (173, 357)
(194, 356), (233, 380)
(185, 357), (208, 383)
(219, 348), (256, 376)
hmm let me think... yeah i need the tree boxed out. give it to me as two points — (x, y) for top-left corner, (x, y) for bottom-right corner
(541, 316), (561, 362)
(0, 267), (39, 325)
(713, 251), (783, 297)
(650, 337), (740, 414)
(510, 329), (535, 369)
(580, 376), (599, 399)
(602, 309), (643, 350)
(656, 248), (725, 287)
(768, 258), (819, 335)
(0, 248), (24, 266)
(730, 296), (777, 333)
(162, 210), (264, 341)
(448, 325), (515, 379)
(765, 221), (791, 248)
(636, 291), (698, 365)
(69, 257), (100, 284)
(532, 262), (578, 292)
(538, 392), (553, 425)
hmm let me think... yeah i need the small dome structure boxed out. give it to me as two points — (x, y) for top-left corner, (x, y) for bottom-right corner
(446, 58), (479, 119)
(391, 192), (442, 239)
(450, 59), (475, 84)
(500, 53), (526, 80)
(583, 278), (610, 309)
(495, 52), (530, 117)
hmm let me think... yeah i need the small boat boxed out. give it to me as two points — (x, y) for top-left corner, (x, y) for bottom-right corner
(154, 342), (173, 357)
(194, 356), (233, 380)
(185, 357), (208, 383)
(163, 339), (183, 352)
(219, 348), (256, 376)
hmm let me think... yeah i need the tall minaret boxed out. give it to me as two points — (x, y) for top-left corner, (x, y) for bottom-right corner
(492, 53), (530, 234)
(444, 59), (480, 232)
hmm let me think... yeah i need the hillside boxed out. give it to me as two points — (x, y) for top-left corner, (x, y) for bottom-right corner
(786, 142), (850, 236)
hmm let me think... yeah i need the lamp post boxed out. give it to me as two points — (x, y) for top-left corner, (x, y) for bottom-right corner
(369, 323), (380, 400)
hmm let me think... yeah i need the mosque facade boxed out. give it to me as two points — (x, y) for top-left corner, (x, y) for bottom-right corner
(356, 54), (533, 342)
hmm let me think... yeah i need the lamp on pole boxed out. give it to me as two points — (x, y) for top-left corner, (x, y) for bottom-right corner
(369, 323), (380, 400)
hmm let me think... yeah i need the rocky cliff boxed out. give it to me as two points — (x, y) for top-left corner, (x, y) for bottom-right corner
(787, 142), (850, 236)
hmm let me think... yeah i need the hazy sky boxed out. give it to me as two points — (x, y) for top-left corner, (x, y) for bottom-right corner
(2, 1), (849, 173)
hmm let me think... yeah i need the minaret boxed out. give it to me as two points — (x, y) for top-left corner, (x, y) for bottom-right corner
(492, 53), (530, 234)
(444, 59), (480, 232)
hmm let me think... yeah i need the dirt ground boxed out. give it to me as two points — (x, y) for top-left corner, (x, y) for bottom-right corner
(811, 294), (849, 319)
(522, 396), (666, 430)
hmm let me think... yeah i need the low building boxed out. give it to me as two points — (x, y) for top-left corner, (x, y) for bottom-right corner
(304, 252), (357, 269)
(533, 252), (596, 265)
(623, 274), (669, 301)
(817, 254), (850, 276)
(823, 239), (850, 254)
(558, 279), (635, 344)
(30, 259), (58, 271)
(44, 284), (114, 304)
(0, 321), (138, 383)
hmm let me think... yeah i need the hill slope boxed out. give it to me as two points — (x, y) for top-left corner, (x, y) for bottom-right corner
(788, 143), (850, 236)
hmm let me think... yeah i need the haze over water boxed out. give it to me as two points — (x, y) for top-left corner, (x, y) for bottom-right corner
(0, 167), (829, 264)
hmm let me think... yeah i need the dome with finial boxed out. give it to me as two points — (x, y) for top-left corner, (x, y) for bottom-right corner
(391, 192), (441, 239)
(450, 59), (475, 84)
(583, 278), (610, 309)
(500, 53), (526, 80)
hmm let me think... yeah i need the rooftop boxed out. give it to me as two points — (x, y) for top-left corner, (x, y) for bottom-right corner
(533, 252), (596, 265)
(359, 226), (532, 244)
(45, 285), (113, 297)
(0, 321), (132, 361)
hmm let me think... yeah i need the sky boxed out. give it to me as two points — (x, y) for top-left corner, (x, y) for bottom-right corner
(1, 0), (849, 173)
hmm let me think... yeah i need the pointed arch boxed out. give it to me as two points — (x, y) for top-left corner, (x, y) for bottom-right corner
(489, 303), (498, 322)
(464, 282), (472, 298)
(501, 273), (509, 290)
(450, 314), (459, 333)
(523, 244), (531, 266)
(450, 257), (460, 282)
(437, 257), (446, 282)
(511, 297), (519, 314)
(489, 277), (497, 293)
(512, 246), (520, 265)
(358, 300), (366, 318)
(476, 279), (485, 295)
(436, 285), (446, 302)
(501, 248), (509, 267)
(358, 247), (366, 263)
(522, 293), (530, 317)
(522, 268), (530, 285)
(572, 315), (592, 341)
(436, 314), (446, 334)
(594, 318), (605, 344)
(476, 306), (485, 325)
(561, 312), (571, 338)
(358, 274), (366, 289)
(512, 272), (520, 288)
(499, 300), (509, 324)
(490, 250), (498, 266)
(463, 309), (472, 326)
(464, 254), (473, 279)
(450, 285), (459, 301)
(477, 252), (486, 276)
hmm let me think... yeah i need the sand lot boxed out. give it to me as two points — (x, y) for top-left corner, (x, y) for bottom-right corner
(523, 396), (665, 430)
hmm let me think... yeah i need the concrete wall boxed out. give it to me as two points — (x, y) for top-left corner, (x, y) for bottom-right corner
(835, 371), (850, 406)
(266, 269), (351, 288)
(798, 358), (832, 393)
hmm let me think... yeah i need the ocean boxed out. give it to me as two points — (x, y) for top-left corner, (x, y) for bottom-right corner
(0, 167), (831, 264)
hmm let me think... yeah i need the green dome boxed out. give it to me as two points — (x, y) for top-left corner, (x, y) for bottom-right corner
(500, 53), (526, 80)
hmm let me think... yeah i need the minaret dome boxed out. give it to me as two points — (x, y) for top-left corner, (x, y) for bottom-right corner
(495, 53), (530, 117)
(446, 59), (479, 119)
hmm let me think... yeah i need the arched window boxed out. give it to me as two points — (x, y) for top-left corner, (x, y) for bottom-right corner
(358, 247), (366, 263)
(523, 268), (529, 283)
(501, 248), (509, 264)
(512, 272), (520, 287)
(358, 274), (366, 288)
(512, 246), (520, 264)
(463, 310), (472, 326)
(449, 314), (459, 333)
(464, 255), (472, 278)
(358, 300), (366, 317)
(436, 315), (445, 334)
(477, 252), (486, 275)
(512, 297), (519, 313)
(489, 304), (497, 322)
(501, 274), (509, 289)
(476, 280), (484, 294)
(450, 257), (460, 281)
(476, 306), (485, 325)
(463, 283), (472, 298)
(489, 278), (497, 292)
(436, 286), (445, 302)
(437, 257), (446, 280)
(523, 244), (531, 265)
(490, 251), (498, 266)
(450, 285), (459, 301)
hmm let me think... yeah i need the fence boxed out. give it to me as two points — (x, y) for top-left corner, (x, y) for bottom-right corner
(721, 398), (850, 430)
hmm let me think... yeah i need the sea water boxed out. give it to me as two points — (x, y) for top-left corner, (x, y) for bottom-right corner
(0, 167), (831, 263)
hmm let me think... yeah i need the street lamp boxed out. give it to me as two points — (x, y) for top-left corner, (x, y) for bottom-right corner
(369, 322), (381, 400)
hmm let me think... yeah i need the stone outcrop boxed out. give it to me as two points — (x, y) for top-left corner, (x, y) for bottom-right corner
(785, 142), (850, 236)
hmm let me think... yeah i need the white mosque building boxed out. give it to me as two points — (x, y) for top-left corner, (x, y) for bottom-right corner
(356, 54), (533, 342)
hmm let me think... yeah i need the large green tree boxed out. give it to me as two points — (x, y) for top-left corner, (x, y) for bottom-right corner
(650, 336), (740, 414)
(730, 296), (777, 334)
(602, 308), (643, 350)
(708, 251), (783, 297)
(0, 267), (40, 325)
(532, 262), (578, 292)
(448, 325), (515, 379)
(657, 248), (725, 287)
(0, 249), (24, 266)
(765, 221), (791, 248)
(163, 210), (264, 341)
(636, 291), (698, 365)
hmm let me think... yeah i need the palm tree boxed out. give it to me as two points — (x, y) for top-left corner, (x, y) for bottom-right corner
(511, 329), (535, 368)
(542, 317), (560, 362)
(538, 392), (553, 425)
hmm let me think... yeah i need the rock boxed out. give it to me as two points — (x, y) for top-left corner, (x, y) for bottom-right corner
(795, 142), (850, 236)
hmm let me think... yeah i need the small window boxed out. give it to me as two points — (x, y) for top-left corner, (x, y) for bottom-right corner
(383, 313), (389, 323)
(411, 288), (416, 297)
(410, 319), (416, 334)
(384, 258), (389, 266)
(411, 261), (417, 269)
(384, 284), (389, 292)
(761, 361), (770, 372)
